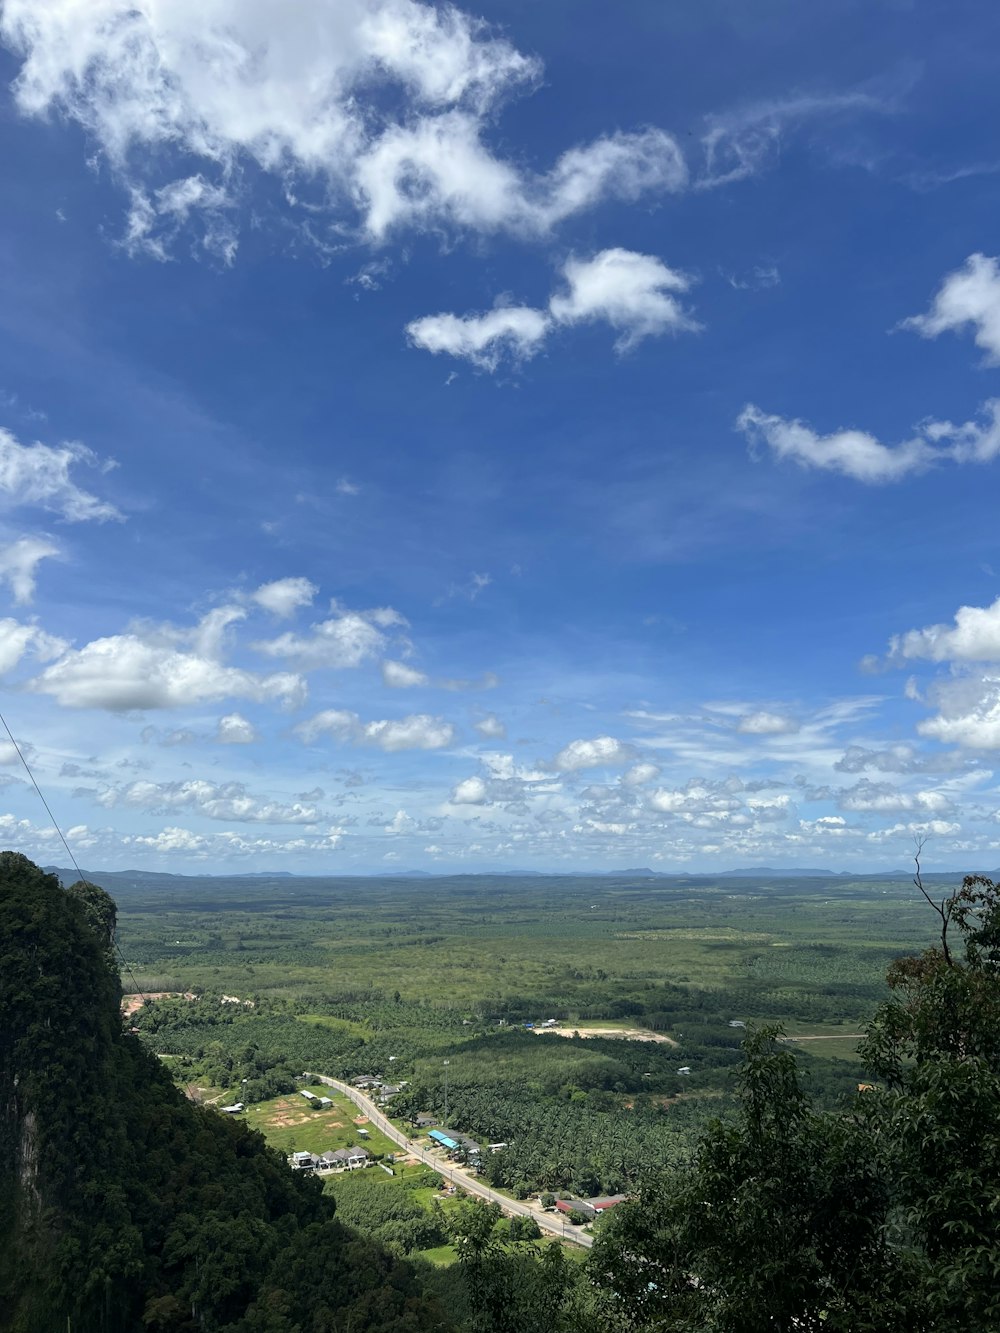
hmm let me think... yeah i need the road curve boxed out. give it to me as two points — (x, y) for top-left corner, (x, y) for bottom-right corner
(303, 1071), (593, 1250)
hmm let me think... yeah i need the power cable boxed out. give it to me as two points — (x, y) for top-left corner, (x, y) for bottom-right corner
(0, 707), (148, 1004)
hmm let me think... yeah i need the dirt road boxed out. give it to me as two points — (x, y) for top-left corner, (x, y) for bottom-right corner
(303, 1071), (594, 1250)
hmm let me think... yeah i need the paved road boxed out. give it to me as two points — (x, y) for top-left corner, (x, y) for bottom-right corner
(303, 1071), (593, 1250)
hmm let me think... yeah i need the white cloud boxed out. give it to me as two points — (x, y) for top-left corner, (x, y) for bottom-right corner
(551, 735), (634, 772)
(408, 248), (697, 370)
(32, 607), (304, 710)
(252, 577), (318, 618)
(125, 174), (237, 264)
(548, 249), (698, 351)
(385, 808), (417, 834)
(834, 743), (970, 775)
(889, 596), (1000, 663)
(649, 782), (742, 817)
(881, 597), (1000, 750)
(740, 397), (1000, 484)
(0, 618), (67, 675)
(451, 775), (488, 804)
(407, 306), (550, 371)
(700, 89), (890, 189)
(381, 659), (430, 688)
(358, 118), (685, 240)
(0, 427), (121, 521)
(736, 710), (800, 735)
(902, 253), (1000, 362)
(917, 676), (1000, 750)
(97, 777), (321, 824)
(125, 826), (209, 854)
(474, 713), (506, 739)
(295, 708), (455, 750)
(253, 604), (404, 669)
(920, 400), (1000, 464)
(0, 536), (59, 604)
(737, 404), (934, 483)
(837, 779), (953, 815)
(1, 1), (684, 252)
(216, 712), (258, 744)
(621, 762), (661, 787)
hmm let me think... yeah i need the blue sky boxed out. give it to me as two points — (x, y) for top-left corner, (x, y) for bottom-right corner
(2, 0), (1000, 873)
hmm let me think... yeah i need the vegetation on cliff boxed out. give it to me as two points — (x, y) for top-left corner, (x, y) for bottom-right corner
(0, 853), (450, 1333)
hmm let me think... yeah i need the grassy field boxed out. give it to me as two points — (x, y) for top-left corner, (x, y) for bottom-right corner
(243, 1088), (398, 1158)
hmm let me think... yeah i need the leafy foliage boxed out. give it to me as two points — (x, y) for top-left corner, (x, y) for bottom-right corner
(594, 873), (1000, 1331)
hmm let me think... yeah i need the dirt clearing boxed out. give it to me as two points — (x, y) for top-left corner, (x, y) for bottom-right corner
(535, 1026), (678, 1046)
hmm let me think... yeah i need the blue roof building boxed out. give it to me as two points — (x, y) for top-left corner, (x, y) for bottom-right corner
(428, 1129), (459, 1150)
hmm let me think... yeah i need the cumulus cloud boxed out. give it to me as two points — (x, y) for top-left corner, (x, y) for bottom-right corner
(837, 779), (954, 815)
(408, 248), (697, 369)
(451, 775), (488, 804)
(0, 618), (67, 675)
(649, 782), (742, 818)
(216, 712), (258, 744)
(357, 119), (685, 240)
(902, 253), (1000, 362)
(253, 604), (405, 669)
(741, 404), (1000, 483)
(621, 762), (660, 787)
(0, 536), (59, 605)
(120, 824), (345, 856)
(295, 708), (455, 750)
(32, 607), (304, 710)
(737, 404), (935, 484)
(550, 735), (634, 772)
(474, 713), (506, 739)
(381, 659), (430, 688)
(1, 1), (685, 254)
(917, 676), (1000, 750)
(736, 710), (799, 735)
(252, 577), (318, 619)
(549, 249), (699, 350)
(889, 595), (1000, 663)
(96, 777), (322, 824)
(834, 743), (969, 775)
(407, 306), (550, 371)
(385, 808), (417, 834)
(881, 596), (1000, 750)
(0, 427), (121, 521)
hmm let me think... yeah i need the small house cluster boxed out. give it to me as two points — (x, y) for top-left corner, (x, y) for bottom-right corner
(427, 1128), (483, 1163)
(298, 1089), (335, 1108)
(351, 1076), (403, 1104)
(289, 1147), (372, 1173)
(554, 1195), (626, 1221)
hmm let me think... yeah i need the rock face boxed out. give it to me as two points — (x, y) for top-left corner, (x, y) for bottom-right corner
(0, 853), (449, 1333)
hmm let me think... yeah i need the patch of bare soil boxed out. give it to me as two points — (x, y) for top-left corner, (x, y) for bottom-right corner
(535, 1026), (679, 1046)
(121, 991), (195, 1017)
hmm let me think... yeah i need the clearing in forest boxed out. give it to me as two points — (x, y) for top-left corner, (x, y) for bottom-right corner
(534, 1025), (678, 1046)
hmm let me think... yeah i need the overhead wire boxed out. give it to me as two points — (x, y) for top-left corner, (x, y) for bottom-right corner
(0, 706), (148, 1005)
